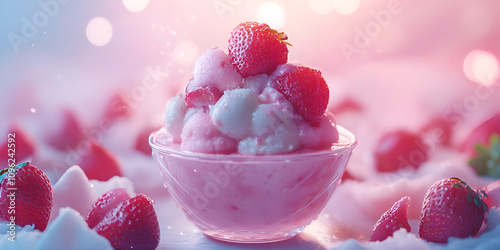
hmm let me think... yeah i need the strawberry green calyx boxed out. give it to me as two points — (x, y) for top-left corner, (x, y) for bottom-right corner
(0, 162), (29, 184)
(450, 177), (489, 213)
(468, 133), (500, 178)
(0, 169), (8, 184)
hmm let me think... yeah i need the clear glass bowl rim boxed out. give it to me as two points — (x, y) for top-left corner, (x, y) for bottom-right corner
(149, 125), (357, 162)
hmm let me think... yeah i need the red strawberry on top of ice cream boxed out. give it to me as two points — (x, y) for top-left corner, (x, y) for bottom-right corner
(0, 162), (53, 231)
(228, 21), (289, 77)
(185, 85), (223, 109)
(271, 64), (330, 126)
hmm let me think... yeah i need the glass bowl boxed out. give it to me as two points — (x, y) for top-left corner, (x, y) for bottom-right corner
(149, 125), (356, 243)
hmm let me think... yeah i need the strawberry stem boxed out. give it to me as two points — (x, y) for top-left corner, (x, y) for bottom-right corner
(265, 27), (292, 46)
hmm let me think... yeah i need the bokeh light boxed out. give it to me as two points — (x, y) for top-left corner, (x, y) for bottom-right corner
(122, 0), (150, 13)
(172, 40), (200, 66)
(309, 0), (335, 15)
(333, 0), (360, 15)
(256, 2), (286, 29)
(86, 17), (113, 47)
(463, 50), (500, 86)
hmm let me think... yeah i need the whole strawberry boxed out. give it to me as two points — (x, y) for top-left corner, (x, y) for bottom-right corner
(271, 64), (329, 126)
(0, 162), (53, 231)
(418, 177), (488, 243)
(228, 21), (289, 77)
(87, 188), (160, 249)
(371, 196), (411, 242)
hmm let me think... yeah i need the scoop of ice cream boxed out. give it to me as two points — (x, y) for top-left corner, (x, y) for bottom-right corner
(210, 88), (259, 140)
(298, 115), (340, 149)
(187, 47), (243, 93)
(239, 104), (300, 154)
(243, 73), (270, 94)
(181, 111), (238, 154)
(258, 86), (295, 114)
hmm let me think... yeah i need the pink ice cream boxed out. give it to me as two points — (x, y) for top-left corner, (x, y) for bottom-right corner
(163, 47), (339, 155)
(150, 125), (355, 242)
(153, 43), (353, 242)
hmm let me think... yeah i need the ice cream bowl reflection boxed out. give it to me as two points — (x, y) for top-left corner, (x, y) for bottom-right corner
(149, 125), (357, 243)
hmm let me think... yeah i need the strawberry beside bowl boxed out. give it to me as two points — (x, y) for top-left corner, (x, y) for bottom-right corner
(149, 125), (356, 243)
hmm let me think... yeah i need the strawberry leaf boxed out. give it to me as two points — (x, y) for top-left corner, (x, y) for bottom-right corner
(468, 133), (500, 178)
(466, 192), (473, 203)
(0, 168), (8, 184)
(450, 177), (489, 213)
(490, 134), (500, 159)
